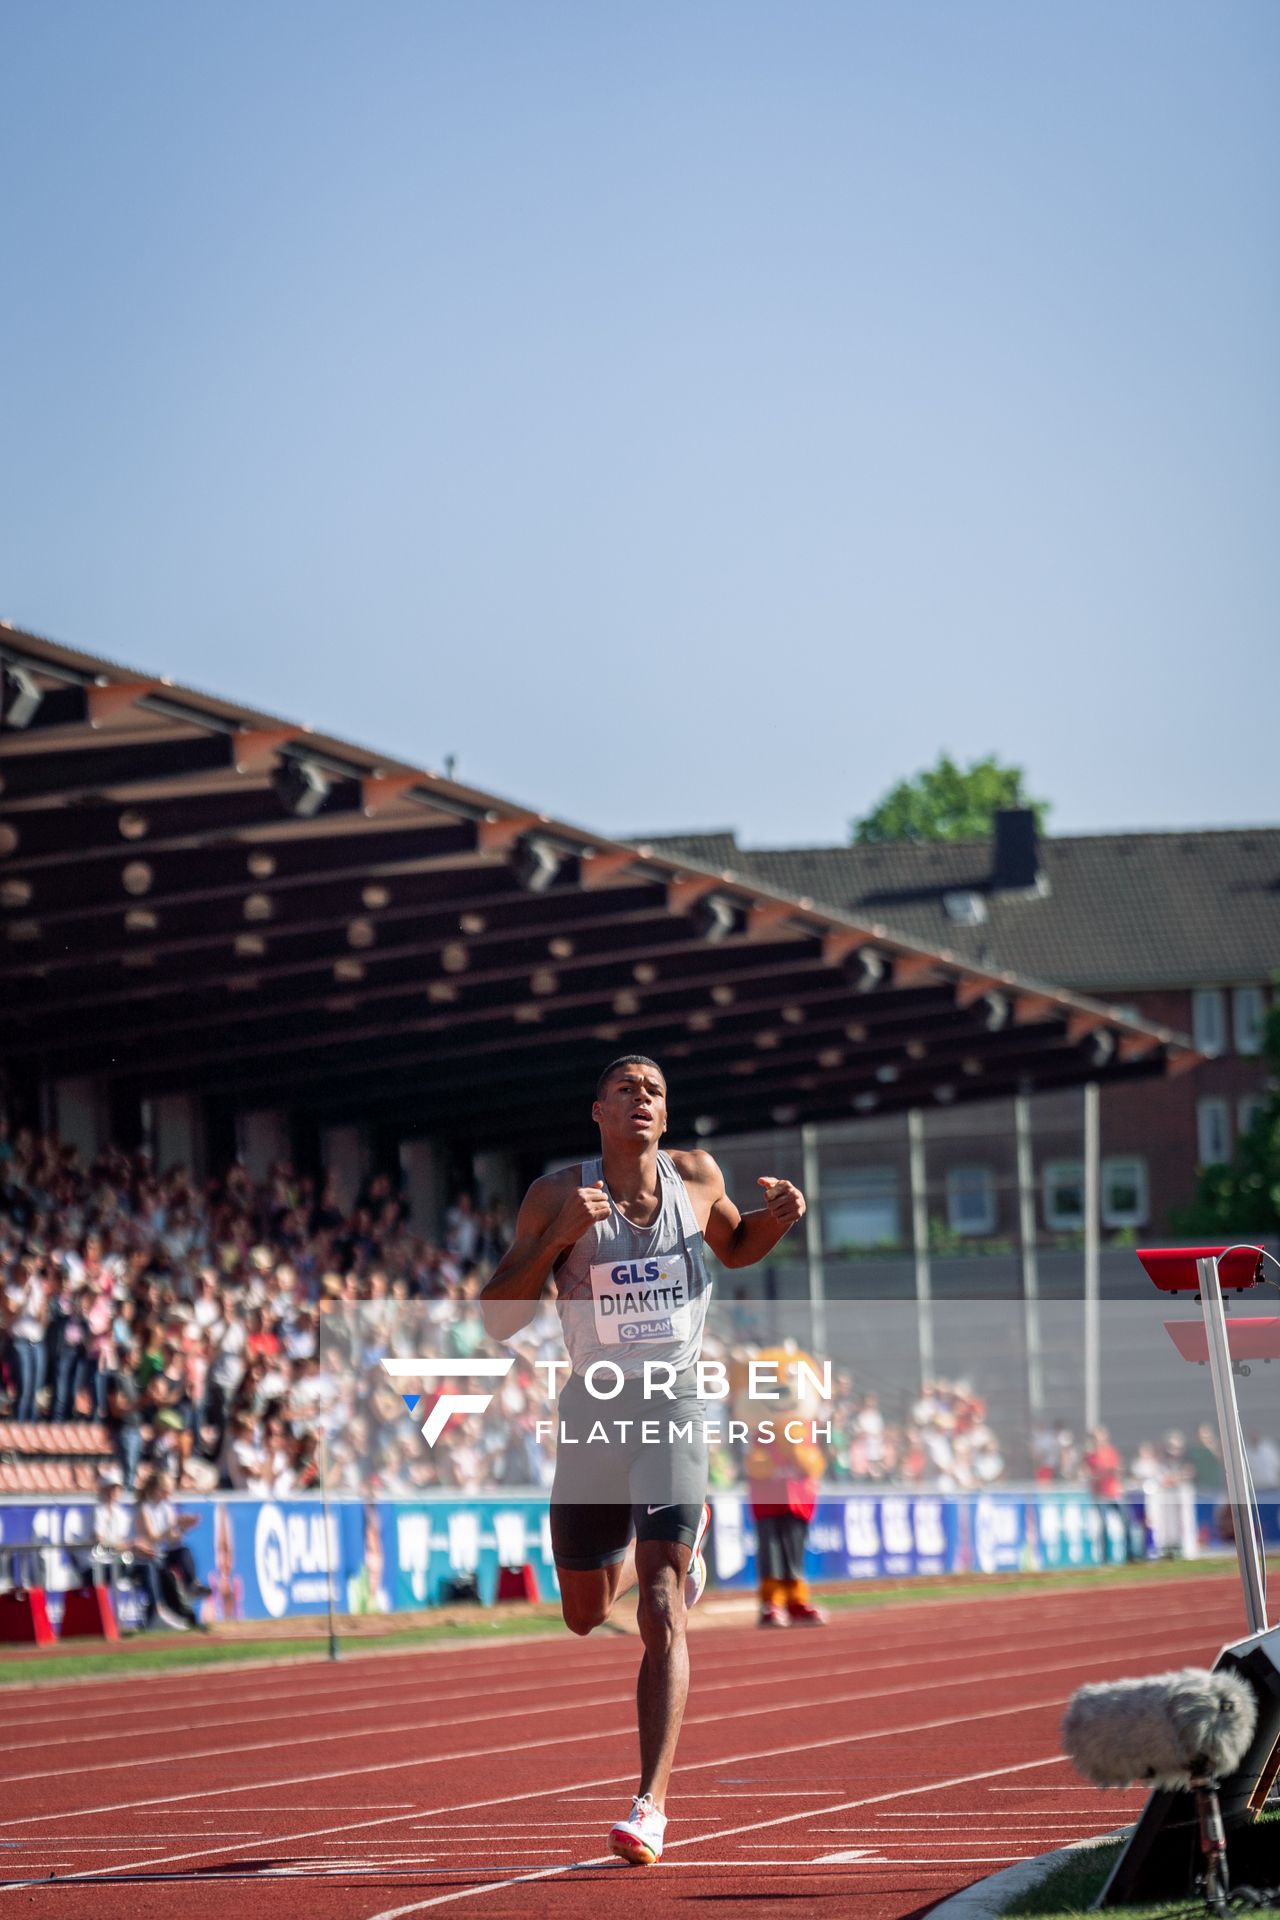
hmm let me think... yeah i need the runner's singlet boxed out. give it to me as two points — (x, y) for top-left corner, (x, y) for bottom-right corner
(554, 1151), (712, 1378)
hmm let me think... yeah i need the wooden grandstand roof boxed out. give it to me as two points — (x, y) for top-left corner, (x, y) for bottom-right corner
(0, 623), (1197, 1152)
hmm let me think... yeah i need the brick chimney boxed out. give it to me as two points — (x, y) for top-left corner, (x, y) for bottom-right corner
(992, 809), (1046, 895)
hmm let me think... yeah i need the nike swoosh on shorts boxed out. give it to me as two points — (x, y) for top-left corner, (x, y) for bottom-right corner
(646, 1503), (679, 1514)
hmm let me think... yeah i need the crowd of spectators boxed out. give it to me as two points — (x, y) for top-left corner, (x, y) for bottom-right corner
(1031, 1423), (1280, 1500)
(27, 1120), (1275, 1507)
(1, 1121), (1019, 1499)
(0, 1122), (516, 1496)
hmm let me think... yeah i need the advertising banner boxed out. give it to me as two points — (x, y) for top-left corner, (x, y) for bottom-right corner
(0, 1499), (148, 1629)
(2, 1486), (1136, 1627)
(387, 1499), (559, 1609)
(709, 1489), (1129, 1589)
(1033, 1491), (1129, 1569)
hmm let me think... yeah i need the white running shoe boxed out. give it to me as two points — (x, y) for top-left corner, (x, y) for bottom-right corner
(684, 1501), (712, 1611)
(610, 1791), (667, 1865)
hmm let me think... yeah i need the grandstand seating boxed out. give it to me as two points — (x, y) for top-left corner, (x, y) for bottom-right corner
(0, 1422), (116, 1494)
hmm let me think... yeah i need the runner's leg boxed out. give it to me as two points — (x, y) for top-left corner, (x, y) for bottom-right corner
(634, 1537), (692, 1809)
(557, 1533), (637, 1634)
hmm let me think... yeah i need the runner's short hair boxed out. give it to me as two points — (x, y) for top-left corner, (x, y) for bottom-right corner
(595, 1054), (666, 1102)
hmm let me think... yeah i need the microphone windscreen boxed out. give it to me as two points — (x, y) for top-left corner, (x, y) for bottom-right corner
(1062, 1668), (1257, 1790)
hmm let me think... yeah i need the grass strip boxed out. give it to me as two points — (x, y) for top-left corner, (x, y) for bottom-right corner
(1000, 1809), (1280, 1917)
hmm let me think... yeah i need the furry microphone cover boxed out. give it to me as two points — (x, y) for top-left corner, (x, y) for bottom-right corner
(1062, 1668), (1258, 1789)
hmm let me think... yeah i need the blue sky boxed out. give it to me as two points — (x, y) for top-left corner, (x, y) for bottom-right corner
(2, 1), (1276, 846)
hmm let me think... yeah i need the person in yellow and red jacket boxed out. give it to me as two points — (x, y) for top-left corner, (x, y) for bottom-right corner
(745, 1409), (827, 1628)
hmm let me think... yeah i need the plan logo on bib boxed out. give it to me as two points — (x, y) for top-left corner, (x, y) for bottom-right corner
(381, 1357), (515, 1446)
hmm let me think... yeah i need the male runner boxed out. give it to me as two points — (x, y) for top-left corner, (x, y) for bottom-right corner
(480, 1054), (806, 1864)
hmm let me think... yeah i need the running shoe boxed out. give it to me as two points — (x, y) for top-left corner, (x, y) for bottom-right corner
(785, 1601), (828, 1626)
(609, 1792), (667, 1865)
(684, 1501), (712, 1611)
(758, 1604), (788, 1628)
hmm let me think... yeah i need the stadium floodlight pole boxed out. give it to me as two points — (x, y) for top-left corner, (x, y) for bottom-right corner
(907, 1109), (935, 1382)
(1083, 1081), (1101, 1434)
(319, 1422), (341, 1662)
(1014, 1091), (1045, 1419)
(1198, 1254), (1268, 1638)
(799, 1123), (827, 1361)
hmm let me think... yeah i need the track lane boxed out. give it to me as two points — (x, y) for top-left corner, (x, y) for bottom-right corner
(0, 1573), (1245, 1919)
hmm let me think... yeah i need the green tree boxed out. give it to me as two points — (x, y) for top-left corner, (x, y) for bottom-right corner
(852, 754), (1050, 845)
(1173, 994), (1280, 1235)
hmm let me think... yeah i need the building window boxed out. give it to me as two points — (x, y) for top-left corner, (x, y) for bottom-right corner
(1192, 989), (1226, 1057)
(1196, 1099), (1231, 1167)
(1043, 1161), (1085, 1231)
(945, 1166), (997, 1235)
(1233, 987), (1267, 1057)
(823, 1167), (900, 1249)
(1238, 1095), (1267, 1137)
(1101, 1157), (1148, 1229)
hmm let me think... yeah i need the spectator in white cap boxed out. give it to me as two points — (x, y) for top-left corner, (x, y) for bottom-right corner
(68, 1466), (134, 1597)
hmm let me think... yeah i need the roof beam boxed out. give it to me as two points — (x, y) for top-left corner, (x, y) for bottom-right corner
(82, 968), (1047, 1095)
(187, 999), (1071, 1111)
(0, 887), (700, 1040)
(0, 875), (673, 1006)
(12, 968), (968, 1081)
(304, 1044), (1172, 1150)
(0, 817), (483, 928)
(1, 731), (237, 803)
(156, 1012), (1143, 1117)
(0, 782), (461, 870)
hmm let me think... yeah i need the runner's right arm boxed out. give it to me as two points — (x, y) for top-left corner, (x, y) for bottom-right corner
(479, 1174), (611, 1341)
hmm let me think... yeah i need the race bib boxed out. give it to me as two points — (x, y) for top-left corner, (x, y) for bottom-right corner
(589, 1253), (692, 1348)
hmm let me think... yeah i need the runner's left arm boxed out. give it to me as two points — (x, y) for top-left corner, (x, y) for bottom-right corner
(687, 1153), (806, 1268)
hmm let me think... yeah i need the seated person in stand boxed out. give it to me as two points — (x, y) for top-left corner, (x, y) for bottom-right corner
(133, 1466), (210, 1629)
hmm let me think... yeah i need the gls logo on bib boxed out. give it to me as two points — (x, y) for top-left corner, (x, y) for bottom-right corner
(589, 1253), (691, 1347)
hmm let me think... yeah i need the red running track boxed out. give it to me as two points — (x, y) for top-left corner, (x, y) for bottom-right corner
(0, 1572), (1251, 1919)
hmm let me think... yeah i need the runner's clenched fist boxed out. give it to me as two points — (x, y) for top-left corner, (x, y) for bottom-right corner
(757, 1176), (806, 1228)
(553, 1180), (613, 1247)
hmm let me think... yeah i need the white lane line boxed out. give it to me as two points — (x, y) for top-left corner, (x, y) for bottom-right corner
(0, 1660), (650, 1753)
(990, 1783), (1134, 1791)
(0, 1684), (635, 1785)
(5, 1589), (1174, 1743)
(0, 1693), (1077, 1891)
(0, 1566), (1243, 1720)
(835, 1856), (1029, 1865)
(0, 1617), (1149, 1768)
(0, 1616), (1217, 1791)
(361, 1752), (1065, 1916)
(0, 1611), (1202, 1905)
(866, 1813), (1118, 1823)
(0, 1616), (1199, 1864)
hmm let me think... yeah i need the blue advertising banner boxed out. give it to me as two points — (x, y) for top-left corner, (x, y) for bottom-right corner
(180, 1496), (560, 1621)
(0, 1499), (147, 1629)
(2, 1486), (1139, 1629)
(710, 1492), (961, 1587)
(708, 1490), (1129, 1589)
(1194, 1497), (1280, 1549)
(386, 1499), (559, 1609)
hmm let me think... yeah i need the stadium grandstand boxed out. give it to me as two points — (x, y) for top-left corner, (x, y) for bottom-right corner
(1, 619), (1259, 1609)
